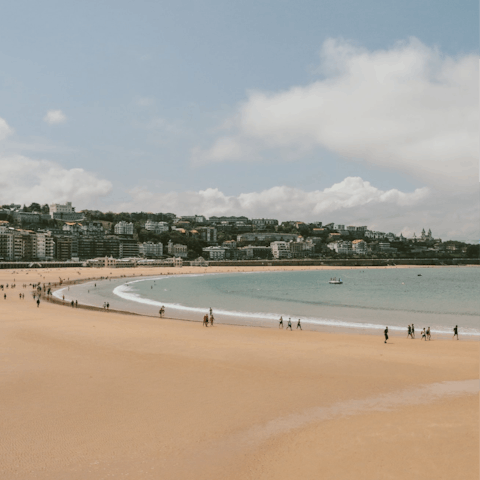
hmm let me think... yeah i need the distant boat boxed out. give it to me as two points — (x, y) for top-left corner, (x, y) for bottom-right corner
(417, 274), (422, 276)
(329, 277), (343, 284)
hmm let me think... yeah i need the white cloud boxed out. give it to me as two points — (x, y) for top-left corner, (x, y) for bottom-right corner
(0, 154), (112, 207)
(0, 117), (14, 141)
(43, 110), (67, 125)
(136, 97), (155, 107)
(195, 38), (478, 190)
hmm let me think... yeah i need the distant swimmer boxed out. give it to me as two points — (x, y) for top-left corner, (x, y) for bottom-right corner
(453, 325), (459, 340)
(287, 318), (292, 330)
(279, 316), (283, 329)
(384, 326), (388, 343)
(296, 319), (302, 330)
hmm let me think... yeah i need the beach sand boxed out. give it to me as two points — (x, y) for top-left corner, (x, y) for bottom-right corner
(0, 267), (478, 479)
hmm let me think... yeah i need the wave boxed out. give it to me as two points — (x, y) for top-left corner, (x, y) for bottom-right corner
(113, 279), (480, 336)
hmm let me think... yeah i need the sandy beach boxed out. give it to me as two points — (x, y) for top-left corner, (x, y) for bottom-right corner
(0, 266), (478, 479)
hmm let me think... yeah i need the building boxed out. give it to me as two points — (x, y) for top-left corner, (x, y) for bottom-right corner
(167, 241), (188, 258)
(202, 246), (226, 260)
(252, 218), (279, 228)
(271, 241), (292, 259)
(114, 221), (134, 235)
(35, 232), (55, 260)
(352, 239), (367, 255)
(119, 239), (139, 258)
(144, 220), (169, 234)
(328, 241), (353, 255)
(49, 202), (84, 221)
(238, 245), (272, 259)
(209, 216), (249, 224)
(290, 240), (314, 258)
(139, 242), (163, 257)
(197, 226), (217, 243)
(237, 233), (297, 244)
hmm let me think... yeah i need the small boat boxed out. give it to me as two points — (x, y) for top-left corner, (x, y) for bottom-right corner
(329, 277), (343, 284)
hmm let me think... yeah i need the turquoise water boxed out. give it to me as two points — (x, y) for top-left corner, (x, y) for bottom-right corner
(105, 267), (479, 336)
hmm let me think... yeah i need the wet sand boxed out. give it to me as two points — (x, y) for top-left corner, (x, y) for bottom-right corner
(0, 267), (478, 479)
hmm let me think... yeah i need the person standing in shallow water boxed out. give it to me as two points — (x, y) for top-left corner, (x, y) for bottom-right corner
(384, 326), (388, 343)
(453, 325), (459, 340)
(279, 316), (283, 329)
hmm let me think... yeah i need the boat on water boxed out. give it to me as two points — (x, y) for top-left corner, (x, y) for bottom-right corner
(329, 277), (343, 284)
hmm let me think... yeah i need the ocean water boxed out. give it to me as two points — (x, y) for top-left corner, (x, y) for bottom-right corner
(57, 267), (480, 337)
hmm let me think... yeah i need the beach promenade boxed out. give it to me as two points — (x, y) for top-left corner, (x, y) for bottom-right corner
(0, 267), (478, 479)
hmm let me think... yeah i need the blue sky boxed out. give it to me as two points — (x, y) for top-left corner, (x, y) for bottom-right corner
(0, 1), (478, 240)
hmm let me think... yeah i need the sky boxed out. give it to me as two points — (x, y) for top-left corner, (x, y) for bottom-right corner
(0, 0), (478, 241)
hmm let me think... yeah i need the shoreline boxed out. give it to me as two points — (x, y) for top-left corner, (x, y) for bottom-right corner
(45, 267), (479, 341)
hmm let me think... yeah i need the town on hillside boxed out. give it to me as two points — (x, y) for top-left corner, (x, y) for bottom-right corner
(0, 202), (478, 266)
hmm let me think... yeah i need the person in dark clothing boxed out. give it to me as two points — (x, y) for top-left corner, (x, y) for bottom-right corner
(287, 318), (292, 330)
(411, 324), (415, 338)
(384, 326), (388, 343)
(407, 325), (412, 338)
(453, 325), (459, 340)
(296, 319), (302, 330)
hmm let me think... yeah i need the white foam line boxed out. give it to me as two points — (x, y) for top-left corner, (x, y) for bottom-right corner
(113, 281), (480, 336)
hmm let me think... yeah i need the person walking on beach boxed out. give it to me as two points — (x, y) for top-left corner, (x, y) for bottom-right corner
(296, 319), (302, 330)
(203, 314), (209, 327)
(407, 324), (412, 338)
(384, 326), (388, 343)
(411, 324), (415, 338)
(209, 307), (213, 316)
(287, 318), (292, 330)
(426, 327), (431, 340)
(421, 328), (426, 340)
(279, 316), (283, 329)
(36, 298), (40, 308)
(210, 314), (214, 327)
(453, 325), (458, 340)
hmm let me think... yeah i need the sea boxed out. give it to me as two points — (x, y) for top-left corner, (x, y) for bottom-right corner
(56, 267), (480, 338)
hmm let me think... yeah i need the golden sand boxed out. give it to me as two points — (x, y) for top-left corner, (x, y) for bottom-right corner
(0, 267), (478, 479)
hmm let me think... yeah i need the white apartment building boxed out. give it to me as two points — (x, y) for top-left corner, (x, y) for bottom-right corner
(167, 241), (188, 258)
(270, 241), (292, 259)
(35, 232), (55, 260)
(328, 240), (353, 255)
(114, 221), (134, 235)
(352, 239), (367, 255)
(145, 220), (169, 234)
(139, 242), (163, 257)
(49, 202), (84, 221)
(50, 202), (74, 216)
(202, 246), (226, 260)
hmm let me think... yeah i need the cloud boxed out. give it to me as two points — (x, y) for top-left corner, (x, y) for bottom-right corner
(0, 154), (112, 207)
(43, 110), (67, 125)
(195, 38), (478, 190)
(0, 114), (111, 207)
(0, 117), (14, 141)
(136, 97), (155, 107)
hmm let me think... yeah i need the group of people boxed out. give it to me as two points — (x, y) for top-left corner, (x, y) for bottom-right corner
(383, 324), (460, 343)
(203, 307), (215, 327)
(407, 324), (431, 340)
(279, 316), (302, 330)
